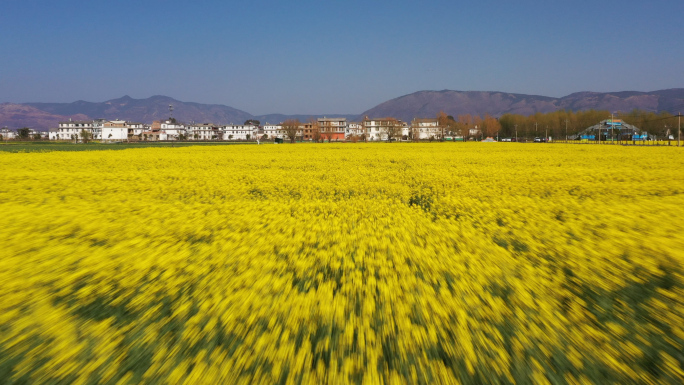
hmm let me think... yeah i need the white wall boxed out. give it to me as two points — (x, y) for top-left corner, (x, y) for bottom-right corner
(102, 127), (128, 141)
(222, 125), (257, 140)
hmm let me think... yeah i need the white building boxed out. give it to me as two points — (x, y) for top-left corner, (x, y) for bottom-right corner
(262, 124), (285, 139)
(149, 120), (185, 140)
(91, 119), (107, 140)
(187, 123), (220, 140)
(0, 128), (16, 140)
(346, 122), (363, 138)
(363, 117), (404, 141)
(102, 120), (141, 142)
(222, 124), (258, 140)
(160, 120), (185, 140)
(401, 122), (410, 138)
(56, 120), (95, 141)
(129, 124), (145, 138)
(411, 118), (440, 140)
(31, 129), (49, 139)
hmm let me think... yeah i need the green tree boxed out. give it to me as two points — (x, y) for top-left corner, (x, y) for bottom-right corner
(80, 129), (92, 143)
(18, 127), (31, 139)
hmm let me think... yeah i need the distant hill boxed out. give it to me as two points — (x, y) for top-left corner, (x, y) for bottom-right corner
(26, 95), (254, 127)
(360, 89), (684, 122)
(5, 96), (358, 130)
(0, 103), (89, 131)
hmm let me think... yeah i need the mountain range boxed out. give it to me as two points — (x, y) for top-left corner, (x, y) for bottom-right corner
(359, 89), (684, 122)
(2, 89), (683, 130)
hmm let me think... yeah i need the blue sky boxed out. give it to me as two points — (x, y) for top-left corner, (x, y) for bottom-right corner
(1, 0), (682, 114)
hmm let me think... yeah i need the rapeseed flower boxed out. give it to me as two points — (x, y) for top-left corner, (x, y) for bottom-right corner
(1, 143), (683, 384)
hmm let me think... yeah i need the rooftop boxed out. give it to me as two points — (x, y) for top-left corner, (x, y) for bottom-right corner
(363, 117), (398, 122)
(58, 120), (93, 125)
(318, 117), (347, 122)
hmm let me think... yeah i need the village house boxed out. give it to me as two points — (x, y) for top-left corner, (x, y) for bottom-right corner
(161, 120), (185, 140)
(141, 129), (160, 141)
(31, 129), (49, 139)
(317, 117), (346, 141)
(346, 122), (364, 138)
(1, 127), (16, 140)
(411, 118), (440, 140)
(301, 122), (315, 140)
(126, 122), (145, 140)
(401, 121), (411, 138)
(262, 124), (284, 139)
(268, 122), (305, 141)
(91, 119), (107, 140)
(129, 124), (145, 139)
(144, 120), (163, 141)
(150, 120), (185, 140)
(186, 123), (220, 140)
(57, 120), (95, 141)
(40, 114), (423, 143)
(363, 116), (403, 141)
(102, 120), (143, 142)
(222, 124), (257, 140)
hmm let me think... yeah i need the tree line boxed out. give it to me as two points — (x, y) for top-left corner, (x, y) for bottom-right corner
(497, 109), (682, 140)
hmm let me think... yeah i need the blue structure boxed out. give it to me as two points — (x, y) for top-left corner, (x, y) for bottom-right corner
(576, 119), (645, 141)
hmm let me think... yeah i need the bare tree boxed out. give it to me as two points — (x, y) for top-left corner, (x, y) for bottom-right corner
(437, 111), (450, 141)
(471, 115), (483, 140)
(282, 119), (300, 143)
(481, 114), (500, 139)
(457, 114), (473, 141)
(309, 118), (322, 143)
(383, 118), (403, 142)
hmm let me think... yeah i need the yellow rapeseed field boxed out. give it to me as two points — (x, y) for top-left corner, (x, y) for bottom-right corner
(1, 143), (684, 384)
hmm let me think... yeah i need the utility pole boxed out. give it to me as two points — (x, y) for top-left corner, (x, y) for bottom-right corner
(545, 126), (548, 143)
(679, 112), (681, 147)
(598, 121), (601, 144)
(611, 113), (614, 144)
(565, 119), (568, 143)
(514, 124), (518, 142)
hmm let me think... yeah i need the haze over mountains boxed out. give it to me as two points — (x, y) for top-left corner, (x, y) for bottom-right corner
(2, 89), (683, 130)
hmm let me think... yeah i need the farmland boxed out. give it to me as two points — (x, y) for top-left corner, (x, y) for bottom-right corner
(1, 143), (684, 384)
(0, 141), (252, 153)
